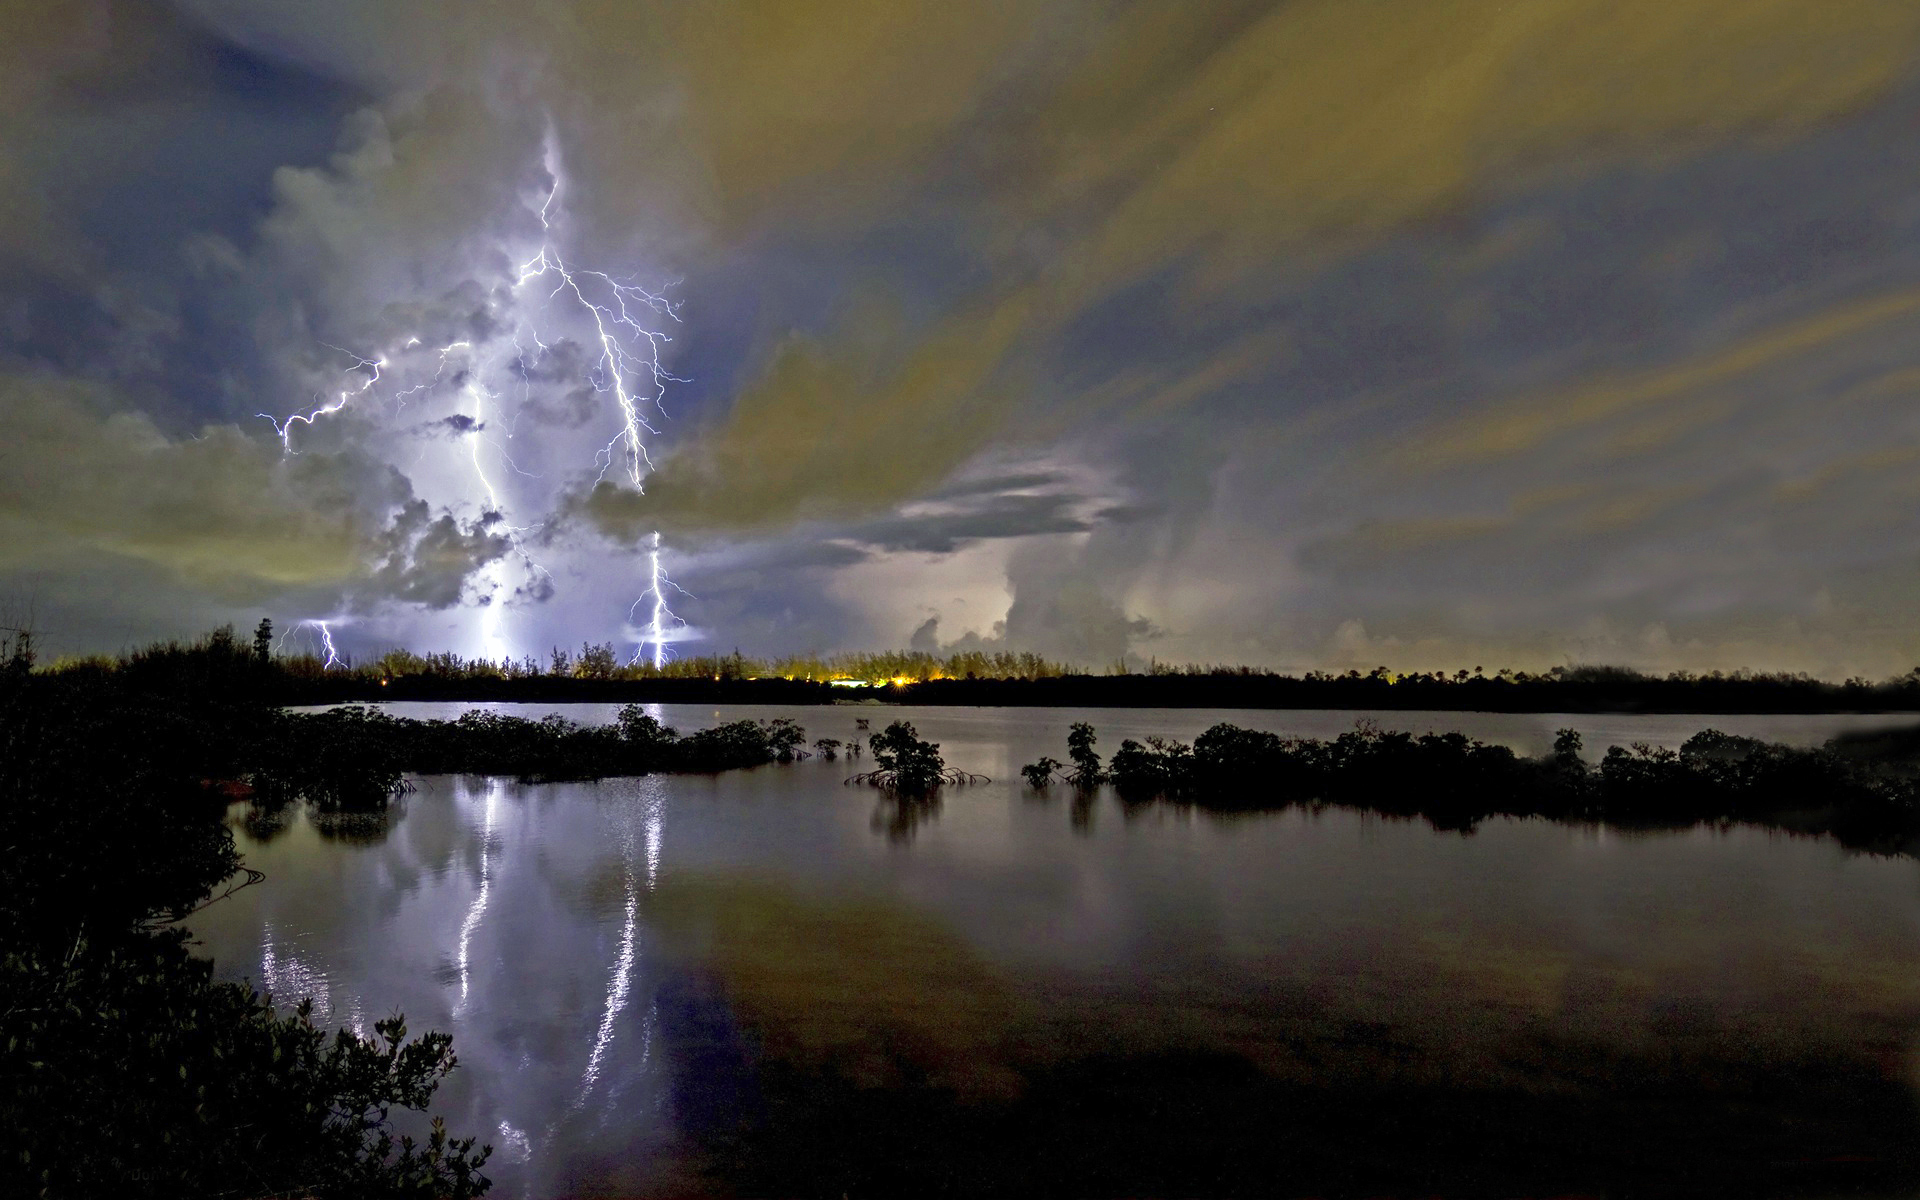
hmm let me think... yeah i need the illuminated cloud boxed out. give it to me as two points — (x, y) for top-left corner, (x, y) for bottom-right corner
(6, 0), (1920, 672)
(0, 373), (505, 609)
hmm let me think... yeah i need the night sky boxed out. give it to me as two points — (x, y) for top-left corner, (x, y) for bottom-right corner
(8, 0), (1920, 677)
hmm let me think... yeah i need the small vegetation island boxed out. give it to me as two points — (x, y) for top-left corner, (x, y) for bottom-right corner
(125, 620), (1920, 713)
(1024, 720), (1920, 854)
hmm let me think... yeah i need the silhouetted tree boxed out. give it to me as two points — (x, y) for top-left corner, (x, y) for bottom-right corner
(1552, 728), (1584, 770)
(1021, 756), (1063, 788)
(867, 721), (948, 794)
(575, 641), (617, 680)
(1066, 721), (1103, 785)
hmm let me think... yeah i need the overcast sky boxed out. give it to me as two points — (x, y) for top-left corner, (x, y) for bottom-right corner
(8, 0), (1920, 677)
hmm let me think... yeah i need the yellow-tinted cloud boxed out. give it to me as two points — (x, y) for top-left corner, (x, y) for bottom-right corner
(1341, 515), (1514, 556)
(1405, 288), (1920, 468)
(557, 0), (1920, 258)
(0, 374), (396, 593)
(1039, 0), (1920, 287)
(577, 0), (1920, 532)
(584, 290), (1036, 535)
(1776, 443), (1920, 504)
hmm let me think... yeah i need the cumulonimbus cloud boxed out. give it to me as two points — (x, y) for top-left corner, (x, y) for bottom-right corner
(0, 373), (508, 607)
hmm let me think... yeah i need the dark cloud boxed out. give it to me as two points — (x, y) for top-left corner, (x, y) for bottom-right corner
(841, 492), (1094, 555)
(10, 0), (1920, 673)
(923, 471), (1074, 501)
(358, 499), (513, 610)
(434, 414), (485, 436)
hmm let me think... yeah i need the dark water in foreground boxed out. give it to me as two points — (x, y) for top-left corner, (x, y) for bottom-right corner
(191, 706), (1920, 1197)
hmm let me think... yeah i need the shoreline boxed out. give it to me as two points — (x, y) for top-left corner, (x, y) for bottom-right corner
(266, 672), (1920, 715)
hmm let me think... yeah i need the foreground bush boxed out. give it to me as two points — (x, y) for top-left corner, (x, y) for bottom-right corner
(0, 650), (496, 1197)
(3, 934), (488, 1198)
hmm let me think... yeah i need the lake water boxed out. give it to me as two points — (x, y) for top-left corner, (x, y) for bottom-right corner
(189, 705), (1920, 1197)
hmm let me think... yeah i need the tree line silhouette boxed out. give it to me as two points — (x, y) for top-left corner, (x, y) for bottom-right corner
(40, 622), (1920, 711)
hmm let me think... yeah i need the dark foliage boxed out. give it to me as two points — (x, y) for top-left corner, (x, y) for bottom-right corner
(868, 721), (946, 794)
(246, 706), (808, 808)
(3, 934), (489, 1199)
(1, 644), (493, 1198)
(1065, 721), (1102, 785)
(1, 663), (253, 950)
(1020, 756), (1063, 788)
(69, 630), (1920, 713)
(896, 665), (1920, 714)
(762, 718), (808, 762)
(848, 721), (986, 795)
(1026, 720), (1920, 851)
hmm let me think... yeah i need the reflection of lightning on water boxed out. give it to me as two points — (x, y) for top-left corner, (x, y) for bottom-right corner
(644, 785), (662, 889)
(495, 1121), (533, 1165)
(453, 781), (498, 1019)
(261, 921), (331, 1024)
(574, 831), (637, 1107)
(259, 123), (689, 664)
(571, 782), (664, 1116)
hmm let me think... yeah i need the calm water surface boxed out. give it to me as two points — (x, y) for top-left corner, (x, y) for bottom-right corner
(190, 706), (1920, 1196)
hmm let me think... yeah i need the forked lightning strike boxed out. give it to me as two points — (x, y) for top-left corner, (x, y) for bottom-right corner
(295, 619), (343, 668)
(260, 347), (385, 452)
(629, 531), (691, 670)
(258, 127), (690, 667)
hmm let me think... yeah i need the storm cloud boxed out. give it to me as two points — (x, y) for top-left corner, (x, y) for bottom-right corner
(7, 0), (1920, 674)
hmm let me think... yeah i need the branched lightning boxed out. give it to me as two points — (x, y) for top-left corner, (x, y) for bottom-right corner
(512, 185), (685, 489)
(627, 531), (693, 669)
(305, 619), (342, 668)
(512, 139), (690, 667)
(391, 339), (468, 411)
(259, 348), (386, 452)
(259, 126), (693, 665)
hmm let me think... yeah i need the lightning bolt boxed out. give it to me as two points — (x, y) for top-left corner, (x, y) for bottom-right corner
(307, 619), (342, 668)
(258, 123), (692, 664)
(513, 130), (688, 668)
(627, 530), (691, 669)
(259, 348), (386, 452)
